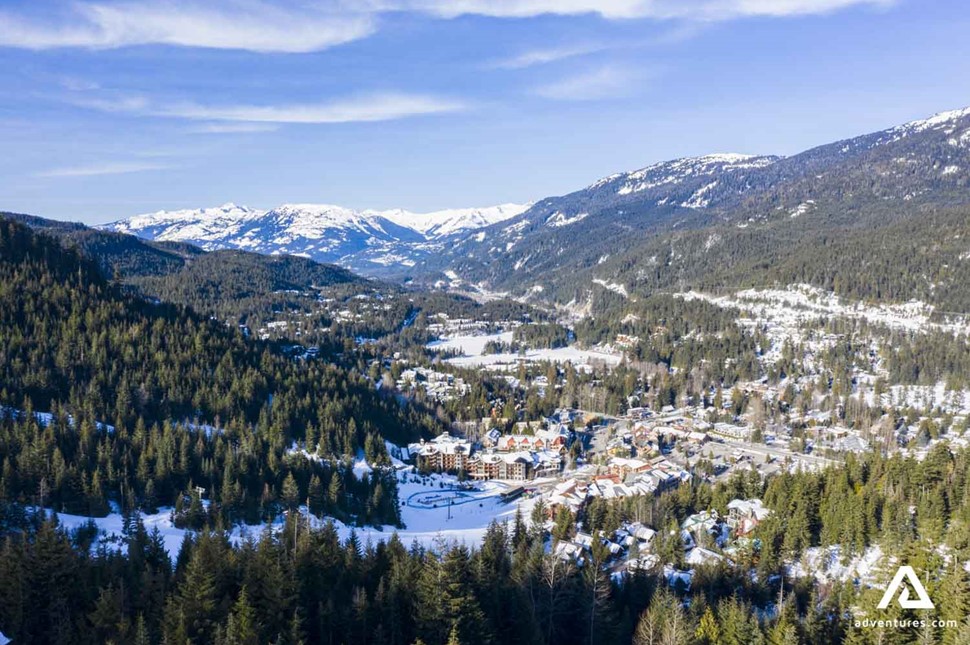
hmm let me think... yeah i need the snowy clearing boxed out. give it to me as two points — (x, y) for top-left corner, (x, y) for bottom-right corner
(45, 469), (537, 560)
(427, 332), (622, 372)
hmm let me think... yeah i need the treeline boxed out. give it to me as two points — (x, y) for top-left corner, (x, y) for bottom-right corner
(0, 508), (847, 645)
(0, 404), (400, 526)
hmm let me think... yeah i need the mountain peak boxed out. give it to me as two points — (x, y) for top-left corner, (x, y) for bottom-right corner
(897, 105), (970, 133)
(378, 203), (530, 236)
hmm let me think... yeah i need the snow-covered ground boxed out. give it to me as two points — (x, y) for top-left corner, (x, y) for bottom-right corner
(592, 278), (629, 298)
(46, 469), (537, 560)
(876, 382), (970, 415)
(428, 331), (515, 356)
(787, 545), (887, 586)
(52, 506), (195, 559)
(678, 284), (970, 390)
(427, 332), (622, 371)
(335, 471), (536, 549)
(681, 284), (970, 336)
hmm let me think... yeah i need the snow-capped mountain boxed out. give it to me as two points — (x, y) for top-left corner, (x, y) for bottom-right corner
(101, 201), (528, 275)
(439, 105), (970, 297)
(444, 152), (785, 265)
(106, 202), (264, 241)
(379, 203), (529, 237)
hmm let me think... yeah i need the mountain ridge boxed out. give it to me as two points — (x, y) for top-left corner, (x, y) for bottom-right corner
(101, 201), (530, 275)
(435, 104), (970, 303)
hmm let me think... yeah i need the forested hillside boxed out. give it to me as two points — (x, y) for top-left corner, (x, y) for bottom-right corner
(595, 202), (970, 311)
(0, 217), (442, 527)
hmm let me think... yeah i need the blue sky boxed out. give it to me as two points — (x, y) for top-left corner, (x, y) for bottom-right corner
(1, 0), (969, 224)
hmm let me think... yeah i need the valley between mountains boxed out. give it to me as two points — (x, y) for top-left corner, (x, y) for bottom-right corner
(5, 105), (970, 645)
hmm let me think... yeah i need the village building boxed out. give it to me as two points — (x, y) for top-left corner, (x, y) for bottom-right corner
(408, 433), (473, 472)
(496, 425), (571, 452)
(726, 498), (771, 536)
(468, 452), (532, 481)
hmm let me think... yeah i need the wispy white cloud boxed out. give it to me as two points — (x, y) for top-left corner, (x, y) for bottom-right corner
(489, 44), (606, 69)
(533, 65), (645, 101)
(384, 0), (893, 20)
(36, 161), (172, 178)
(0, 0), (896, 53)
(0, 1), (375, 53)
(59, 77), (101, 92)
(80, 92), (467, 124)
(189, 122), (281, 134)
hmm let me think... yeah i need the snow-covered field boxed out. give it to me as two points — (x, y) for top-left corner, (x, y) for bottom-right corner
(427, 332), (621, 371)
(342, 471), (536, 548)
(47, 469), (536, 559)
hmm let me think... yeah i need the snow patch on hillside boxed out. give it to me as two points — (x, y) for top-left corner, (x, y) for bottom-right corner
(608, 154), (777, 197)
(592, 278), (629, 298)
(680, 284), (970, 336)
(876, 382), (970, 415)
(546, 211), (589, 227)
(789, 200), (816, 218)
(895, 106), (970, 136)
(427, 331), (621, 372)
(682, 181), (718, 209)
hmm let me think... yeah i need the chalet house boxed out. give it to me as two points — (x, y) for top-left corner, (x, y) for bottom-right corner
(497, 434), (543, 451)
(538, 425), (571, 450)
(547, 478), (588, 515)
(627, 554), (660, 571)
(681, 510), (720, 548)
(484, 428), (502, 447)
(686, 547), (730, 567)
(608, 457), (651, 479)
(554, 541), (585, 562)
(726, 498), (770, 536)
(624, 522), (657, 546)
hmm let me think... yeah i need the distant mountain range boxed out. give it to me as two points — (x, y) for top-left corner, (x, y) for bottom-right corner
(102, 202), (529, 275)
(98, 105), (970, 309)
